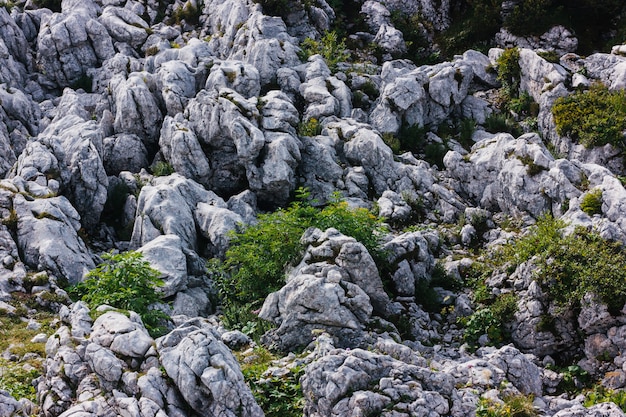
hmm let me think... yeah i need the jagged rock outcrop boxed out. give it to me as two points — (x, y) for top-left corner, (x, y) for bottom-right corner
(38, 304), (262, 417)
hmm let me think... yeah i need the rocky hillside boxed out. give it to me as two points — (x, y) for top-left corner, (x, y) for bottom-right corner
(2, 0), (626, 416)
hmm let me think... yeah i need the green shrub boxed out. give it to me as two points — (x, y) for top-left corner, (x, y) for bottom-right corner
(238, 347), (305, 417)
(297, 117), (322, 136)
(484, 113), (523, 137)
(486, 214), (626, 314)
(497, 47), (521, 99)
(552, 83), (626, 150)
(299, 31), (349, 72)
(462, 292), (517, 348)
(169, 2), (201, 25)
(0, 360), (39, 401)
(211, 190), (386, 308)
(504, 0), (558, 36)
(152, 161), (175, 176)
(580, 188), (603, 216)
(69, 251), (169, 337)
(477, 394), (538, 417)
(585, 385), (626, 411)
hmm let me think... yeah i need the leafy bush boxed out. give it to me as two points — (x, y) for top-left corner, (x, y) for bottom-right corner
(552, 83), (626, 151)
(585, 385), (626, 411)
(152, 161), (175, 176)
(238, 347), (305, 417)
(484, 113), (523, 137)
(462, 292), (518, 348)
(477, 394), (538, 417)
(497, 47), (521, 99)
(299, 31), (349, 71)
(69, 251), (169, 337)
(484, 214), (626, 314)
(503, 0), (559, 36)
(580, 188), (603, 216)
(211, 190), (385, 308)
(169, 3), (201, 25)
(297, 117), (322, 136)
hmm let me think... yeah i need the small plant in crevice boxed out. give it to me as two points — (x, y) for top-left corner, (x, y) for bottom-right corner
(237, 347), (305, 417)
(151, 161), (175, 177)
(584, 385), (626, 411)
(461, 291), (518, 349)
(518, 155), (545, 176)
(298, 31), (349, 72)
(580, 188), (603, 216)
(68, 251), (169, 337)
(297, 117), (322, 137)
(476, 394), (538, 417)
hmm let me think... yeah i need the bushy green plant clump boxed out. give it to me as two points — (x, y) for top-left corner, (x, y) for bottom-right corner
(585, 385), (626, 411)
(497, 47), (521, 99)
(69, 251), (169, 337)
(239, 347), (305, 417)
(484, 214), (626, 313)
(580, 188), (603, 216)
(152, 161), (175, 176)
(169, 3), (201, 25)
(484, 113), (523, 137)
(476, 394), (538, 417)
(211, 190), (386, 334)
(299, 31), (349, 71)
(552, 83), (626, 151)
(462, 292), (518, 349)
(213, 190), (385, 306)
(504, 0), (559, 36)
(297, 117), (322, 136)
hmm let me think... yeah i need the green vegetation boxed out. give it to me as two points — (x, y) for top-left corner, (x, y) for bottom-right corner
(461, 292), (518, 349)
(476, 214), (626, 315)
(152, 161), (175, 176)
(580, 188), (603, 216)
(297, 117), (322, 136)
(299, 31), (349, 71)
(552, 83), (626, 151)
(0, 361), (40, 402)
(237, 347), (305, 417)
(476, 394), (538, 417)
(585, 385), (626, 411)
(211, 189), (385, 334)
(169, 2), (201, 25)
(497, 47), (521, 99)
(69, 251), (169, 337)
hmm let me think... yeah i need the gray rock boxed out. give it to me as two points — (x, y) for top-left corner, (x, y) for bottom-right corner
(495, 25), (578, 56)
(156, 60), (197, 116)
(112, 73), (163, 151)
(302, 347), (454, 417)
(195, 203), (243, 258)
(157, 318), (264, 417)
(259, 271), (373, 352)
(159, 114), (211, 186)
(131, 174), (226, 250)
(99, 6), (150, 49)
(36, 9), (115, 88)
(15, 194), (95, 285)
(137, 234), (188, 297)
(102, 134), (149, 175)
(91, 311), (154, 358)
(39, 113), (109, 229)
(84, 342), (124, 383)
(484, 345), (542, 396)
(172, 288), (212, 318)
(205, 60), (261, 99)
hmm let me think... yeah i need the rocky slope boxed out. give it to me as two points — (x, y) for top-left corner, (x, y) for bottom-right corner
(1, 0), (626, 416)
